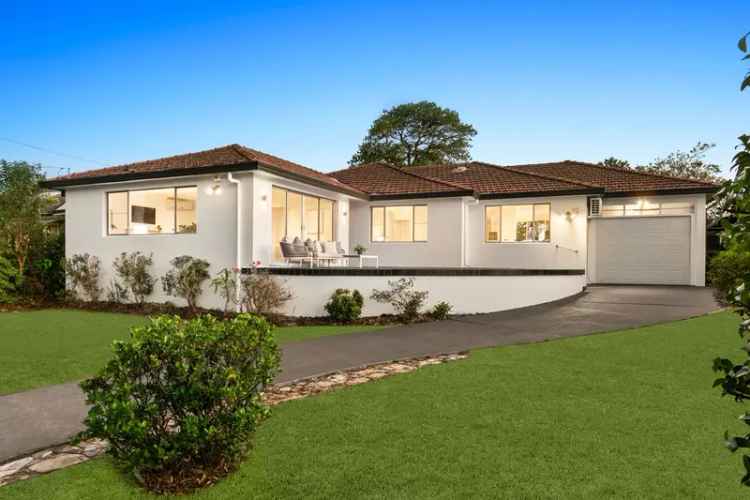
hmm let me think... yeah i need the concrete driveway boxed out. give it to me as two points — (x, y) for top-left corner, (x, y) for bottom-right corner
(0, 285), (719, 463)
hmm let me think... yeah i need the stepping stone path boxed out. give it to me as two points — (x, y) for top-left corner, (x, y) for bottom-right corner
(0, 351), (468, 488)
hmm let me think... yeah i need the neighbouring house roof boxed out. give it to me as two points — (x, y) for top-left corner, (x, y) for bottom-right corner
(41, 144), (719, 201)
(39, 144), (368, 198)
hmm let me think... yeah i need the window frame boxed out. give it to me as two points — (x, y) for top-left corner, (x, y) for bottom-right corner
(106, 185), (198, 236)
(484, 202), (552, 244)
(600, 199), (694, 217)
(271, 186), (336, 242)
(370, 205), (428, 243)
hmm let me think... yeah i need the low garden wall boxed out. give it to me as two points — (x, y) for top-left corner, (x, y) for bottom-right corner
(257, 267), (587, 316)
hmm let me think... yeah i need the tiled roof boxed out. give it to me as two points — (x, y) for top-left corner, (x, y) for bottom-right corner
(408, 162), (600, 197)
(41, 144), (367, 197)
(507, 161), (718, 195)
(328, 163), (473, 199)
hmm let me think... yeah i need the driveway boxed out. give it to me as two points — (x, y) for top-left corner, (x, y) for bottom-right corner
(0, 285), (719, 463)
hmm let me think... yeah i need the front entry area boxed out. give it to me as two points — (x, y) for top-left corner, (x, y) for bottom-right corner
(589, 216), (692, 285)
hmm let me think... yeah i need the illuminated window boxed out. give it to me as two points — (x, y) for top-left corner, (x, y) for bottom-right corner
(271, 186), (336, 260)
(485, 204), (551, 242)
(371, 206), (428, 242)
(106, 186), (197, 235)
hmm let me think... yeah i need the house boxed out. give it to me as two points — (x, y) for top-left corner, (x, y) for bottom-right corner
(41, 144), (717, 316)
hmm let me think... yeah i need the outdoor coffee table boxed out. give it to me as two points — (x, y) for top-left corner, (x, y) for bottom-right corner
(343, 254), (379, 268)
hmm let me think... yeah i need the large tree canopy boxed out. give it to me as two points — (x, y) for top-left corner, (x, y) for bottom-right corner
(599, 142), (723, 182)
(349, 101), (477, 167)
(0, 160), (45, 274)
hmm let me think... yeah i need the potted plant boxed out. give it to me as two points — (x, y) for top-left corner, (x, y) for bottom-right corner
(353, 244), (366, 256)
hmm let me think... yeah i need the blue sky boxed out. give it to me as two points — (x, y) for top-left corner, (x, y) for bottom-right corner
(1, 1), (748, 177)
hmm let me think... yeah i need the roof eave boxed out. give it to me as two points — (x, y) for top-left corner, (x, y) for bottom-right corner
(39, 162), (259, 189)
(369, 190), (474, 201)
(477, 188), (605, 200)
(603, 187), (719, 198)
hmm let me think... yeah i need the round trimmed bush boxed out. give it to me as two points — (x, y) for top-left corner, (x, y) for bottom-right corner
(79, 313), (280, 493)
(325, 288), (364, 322)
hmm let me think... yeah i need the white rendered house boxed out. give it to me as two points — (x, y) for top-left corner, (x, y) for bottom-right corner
(42, 145), (717, 316)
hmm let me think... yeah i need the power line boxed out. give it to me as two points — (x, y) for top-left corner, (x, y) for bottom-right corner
(0, 137), (107, 166)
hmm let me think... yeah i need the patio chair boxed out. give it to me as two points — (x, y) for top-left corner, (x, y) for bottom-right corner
(280, 238), (313, 266)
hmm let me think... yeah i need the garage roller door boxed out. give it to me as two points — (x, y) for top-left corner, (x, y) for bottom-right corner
(592, 216), (691, 285)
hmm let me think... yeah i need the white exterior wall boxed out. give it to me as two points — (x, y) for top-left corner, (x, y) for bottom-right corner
(348, 197), (465, 267)
(465, 195), (589, 271)
(275, 273), (587, 316)
(65, 174), (243, 309)
(587, 193), (707, 286)
(64, 171), (356, 309)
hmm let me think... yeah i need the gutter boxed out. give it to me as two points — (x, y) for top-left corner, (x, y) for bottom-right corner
(227, 173), (243, 311)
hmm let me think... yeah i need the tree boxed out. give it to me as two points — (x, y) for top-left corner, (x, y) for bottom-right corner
(636, 142), (722, 182)
(349, 101), (477, 167)
(711, 31), (750, 486)
(0, 161), (45, 275)
(599, 157), (631, 169)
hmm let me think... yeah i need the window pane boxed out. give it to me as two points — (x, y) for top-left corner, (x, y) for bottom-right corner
(414, 206), (427, 241)
(129, 188), (175, 234)
(175, 187), (197, 233)
(303, 196), (319, 240)
(660, 202), (693, 215)
(372, 207), (385, 242)
(602, 205), (624, 216)
(107, 192), (128, 235)
(385, 206), (413, 242)
(501, 205), (533, 242)
(286, 192), (302, 240)
(485, 206), (500, 242)
(272, 187), (287, 261)
(319, 199), (334, 242)
(533, 204), (551, 242)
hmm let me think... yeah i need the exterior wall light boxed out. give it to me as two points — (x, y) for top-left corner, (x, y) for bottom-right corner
(205, 176), (223, 196)
(565, 208), (580, 222)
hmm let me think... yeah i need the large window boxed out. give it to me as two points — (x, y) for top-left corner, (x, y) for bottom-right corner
(107, 186), (197, 235)
(601, 200), (694, 217)
(371, 206), (428, 242)
(485, 203), (550, 243)
(272, 187), (336, 260)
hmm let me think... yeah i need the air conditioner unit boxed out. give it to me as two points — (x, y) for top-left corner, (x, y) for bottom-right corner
(589, 197), (603, 216)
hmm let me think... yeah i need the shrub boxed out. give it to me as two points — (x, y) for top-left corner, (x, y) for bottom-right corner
(0, 255), (20, 303)
(430, 301), (453, 320)
(161, 256), (210, 314)
(708, 248), (750, 305)
(211, 268), (239, 315)
(113, 252), (155, 305)
(371, 278), (428, 323)
(325, 288), (364, 322)
(25, 231), (65, 301)
(240, 271), (292, 316)
(78, 314), (280, 493)
(65, 253), (102, 301)
(106, 279), (129, 303)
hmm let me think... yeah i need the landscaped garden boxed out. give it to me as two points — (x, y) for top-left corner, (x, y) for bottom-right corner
(3, 311), (748, 498)
(0, 309), (385, 395)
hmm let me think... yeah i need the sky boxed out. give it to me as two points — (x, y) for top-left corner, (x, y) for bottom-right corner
(1, 1), (748, 178)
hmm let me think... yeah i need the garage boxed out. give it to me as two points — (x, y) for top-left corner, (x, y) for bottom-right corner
(590, 216), (692, 285)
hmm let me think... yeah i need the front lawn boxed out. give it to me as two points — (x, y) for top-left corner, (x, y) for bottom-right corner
(0, 309), (384, 395)
(4, 311), (748, 498)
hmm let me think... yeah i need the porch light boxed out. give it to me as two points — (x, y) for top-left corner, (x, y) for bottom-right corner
(565, 208), (579, 222)
(205, 176), (223, 196)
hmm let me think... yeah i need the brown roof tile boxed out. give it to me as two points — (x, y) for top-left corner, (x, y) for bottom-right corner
(329, 163), (473, 199)
(42, 144), (367, 198)
(508, 161), (718, 195)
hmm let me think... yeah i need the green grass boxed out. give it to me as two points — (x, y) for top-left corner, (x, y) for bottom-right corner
(0, 309), (384, 395)
(4, 311), (749, 499)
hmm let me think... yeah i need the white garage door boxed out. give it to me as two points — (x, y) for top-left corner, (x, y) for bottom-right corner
(592, 216), (691, 285)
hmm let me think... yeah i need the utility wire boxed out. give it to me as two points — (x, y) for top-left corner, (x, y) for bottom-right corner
(0, 137), (107, 167)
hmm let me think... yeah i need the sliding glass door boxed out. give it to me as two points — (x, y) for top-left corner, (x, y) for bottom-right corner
(272, 187), (335, 261)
